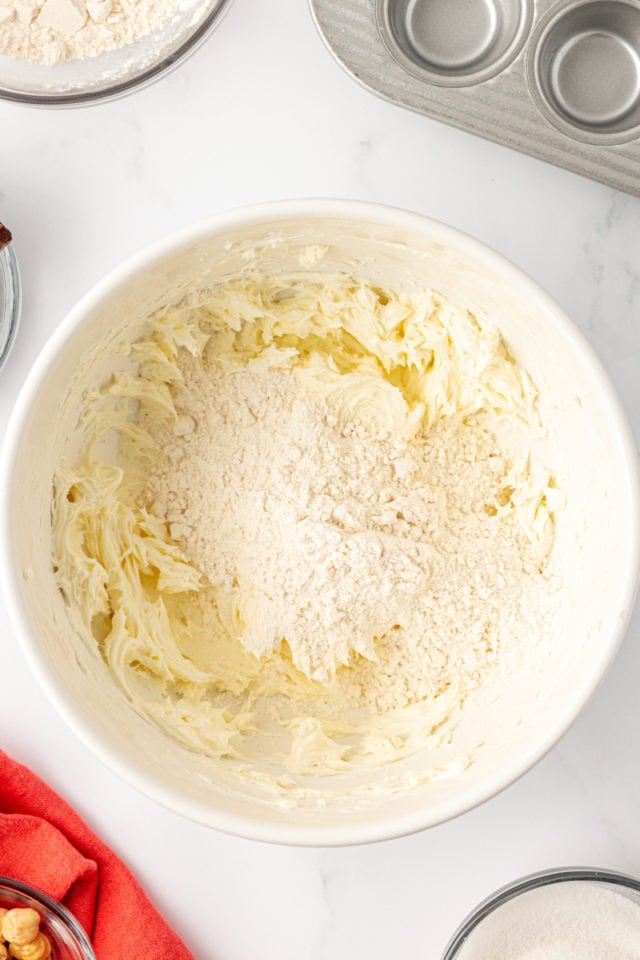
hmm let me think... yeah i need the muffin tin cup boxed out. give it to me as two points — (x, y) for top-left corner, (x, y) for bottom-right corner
(376, 0), (534, 88)
(311, 0), (640, 196)
(528, 0), (640, 146)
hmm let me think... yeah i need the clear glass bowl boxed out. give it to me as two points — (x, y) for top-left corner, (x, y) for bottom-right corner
(0, 239), (21, 369)
(0, 877), (95, 959)
(0, 0), (234, 105)
(442, 867), (640, 958)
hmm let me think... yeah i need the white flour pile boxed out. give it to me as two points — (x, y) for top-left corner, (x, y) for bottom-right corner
(459, 881), (640, 959)
(52, 273), (561, 777)
(0, 0), (180, 64)
(147, 358), (549, 711)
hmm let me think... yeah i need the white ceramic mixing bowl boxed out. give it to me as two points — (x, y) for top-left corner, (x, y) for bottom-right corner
(2, 200), (638, 845)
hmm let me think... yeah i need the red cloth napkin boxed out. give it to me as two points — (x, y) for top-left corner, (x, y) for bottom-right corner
(0, 750), (194, 959)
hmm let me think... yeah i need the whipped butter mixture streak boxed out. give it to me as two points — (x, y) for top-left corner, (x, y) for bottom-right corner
(52, 274), (561, 779)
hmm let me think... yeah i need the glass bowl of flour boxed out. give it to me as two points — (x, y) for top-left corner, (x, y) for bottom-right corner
(443, 867), (640, 959)
(1, 200), (638, 845)
(0, 0), (233, 104)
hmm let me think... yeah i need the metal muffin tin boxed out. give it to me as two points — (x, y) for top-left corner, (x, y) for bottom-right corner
(310, 0), (640, 196)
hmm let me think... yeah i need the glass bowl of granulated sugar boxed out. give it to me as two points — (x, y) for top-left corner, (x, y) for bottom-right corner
(0, 0), (234, 104)
(443, 868), (640, 960)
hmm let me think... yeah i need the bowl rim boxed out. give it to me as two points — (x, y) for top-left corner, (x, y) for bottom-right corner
(0, 875), (96, 958)
(0, 0), (234, 107)
(0, 242), (21, 370)
(1, 198), (638, 846)
(441, 866), (640, 958)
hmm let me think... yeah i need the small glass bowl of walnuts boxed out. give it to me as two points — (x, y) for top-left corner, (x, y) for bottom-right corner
(0, 879), (95, 960)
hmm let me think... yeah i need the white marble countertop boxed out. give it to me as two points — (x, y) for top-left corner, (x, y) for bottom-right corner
(1, 0), (640, 957)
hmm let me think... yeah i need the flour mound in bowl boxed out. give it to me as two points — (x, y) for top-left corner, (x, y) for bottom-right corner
(0, 0), (179, 66)
(52, 273), (561, 778)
